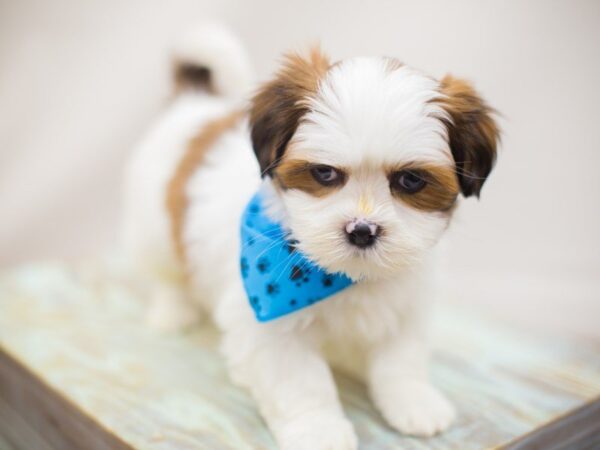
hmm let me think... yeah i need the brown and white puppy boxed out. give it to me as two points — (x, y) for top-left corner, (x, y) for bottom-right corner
(122, 24), (499, 450)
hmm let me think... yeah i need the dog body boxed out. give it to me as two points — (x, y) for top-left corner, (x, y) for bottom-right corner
(122, 26), (498, 450)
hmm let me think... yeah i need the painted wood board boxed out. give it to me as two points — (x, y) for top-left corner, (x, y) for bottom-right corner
(0, 263), (599, 449)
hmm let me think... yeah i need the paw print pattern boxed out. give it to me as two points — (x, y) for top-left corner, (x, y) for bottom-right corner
(249, 296), (262, 313)
(266, 282), (280, 296)
(290, 265), (303, 281)
(257, 256), (271, 274)
(240, 257), (249, 278)
(322, 274), (333, 288)
(291, 265), (312, 287)
(286, 239), (299, 254)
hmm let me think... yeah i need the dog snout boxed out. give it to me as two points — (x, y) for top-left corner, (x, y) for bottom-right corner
(345, 219), (379, 248)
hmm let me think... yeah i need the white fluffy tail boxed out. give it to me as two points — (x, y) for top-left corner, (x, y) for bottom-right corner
(171, 23), (254, 97)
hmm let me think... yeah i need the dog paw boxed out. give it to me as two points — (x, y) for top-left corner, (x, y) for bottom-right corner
(274, 413), (358, 450)
(374, 380), (455, 437)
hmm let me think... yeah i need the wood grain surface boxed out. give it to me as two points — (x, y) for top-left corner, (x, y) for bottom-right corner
(0, 263), (599, 449)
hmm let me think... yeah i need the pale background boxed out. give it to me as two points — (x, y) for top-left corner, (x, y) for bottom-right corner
(1, 1), (599, 339)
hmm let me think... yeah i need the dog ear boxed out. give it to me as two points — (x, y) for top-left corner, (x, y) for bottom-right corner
(249, 47), (330, 176)
(439, 75), (500, 197)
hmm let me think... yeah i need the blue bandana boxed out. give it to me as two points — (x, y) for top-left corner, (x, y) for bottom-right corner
(240, 190), (354, 322)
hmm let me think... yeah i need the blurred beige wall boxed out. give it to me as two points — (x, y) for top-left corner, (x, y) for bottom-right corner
(1, 0), (599, 337)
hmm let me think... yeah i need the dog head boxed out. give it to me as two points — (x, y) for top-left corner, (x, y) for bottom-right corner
(249, 48), (499, 280)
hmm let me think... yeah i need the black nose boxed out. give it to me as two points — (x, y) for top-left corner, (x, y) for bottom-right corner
(346, 221), (379, 248)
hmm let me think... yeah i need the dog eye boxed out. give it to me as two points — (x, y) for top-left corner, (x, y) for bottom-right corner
(310, 165), (342, 186)
(392, 170), (427, 194)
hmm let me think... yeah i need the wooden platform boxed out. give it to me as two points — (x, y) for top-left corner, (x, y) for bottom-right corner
(0, 263), (599, 450)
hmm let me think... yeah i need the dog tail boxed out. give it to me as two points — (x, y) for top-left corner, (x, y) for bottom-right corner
(171, 23), (254, 97)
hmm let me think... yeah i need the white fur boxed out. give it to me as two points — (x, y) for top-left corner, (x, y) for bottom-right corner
(122, 30), (457, 450)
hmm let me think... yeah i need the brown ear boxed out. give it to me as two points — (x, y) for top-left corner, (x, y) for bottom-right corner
(249, 48), (330, 176)
(439, 75), (500, 197)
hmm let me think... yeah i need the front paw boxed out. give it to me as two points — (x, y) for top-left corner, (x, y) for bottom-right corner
(373, 379), (455, 437)
(273, 412), (357, 450)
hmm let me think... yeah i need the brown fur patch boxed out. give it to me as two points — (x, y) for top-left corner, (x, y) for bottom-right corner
(166, 110), (244, 260)
(274, 159), (348, 197)
(249, 47), (331, 176)
(172, 59), (213, 94)
(437, 75), (500, 197)
(389, 163), (460, 212)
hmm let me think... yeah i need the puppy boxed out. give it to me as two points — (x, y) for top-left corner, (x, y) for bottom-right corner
(122, 24), (499, 450)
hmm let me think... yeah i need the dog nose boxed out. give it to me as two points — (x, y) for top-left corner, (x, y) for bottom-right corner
(345, 219), (379, 248)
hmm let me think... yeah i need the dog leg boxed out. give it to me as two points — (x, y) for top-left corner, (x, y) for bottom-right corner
(126, 257), (202, 332)
(367, 330), (455, 437)
(222, 329), (357, 450)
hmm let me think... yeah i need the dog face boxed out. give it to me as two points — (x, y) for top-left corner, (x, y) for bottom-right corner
(250, 49), (498, 280)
